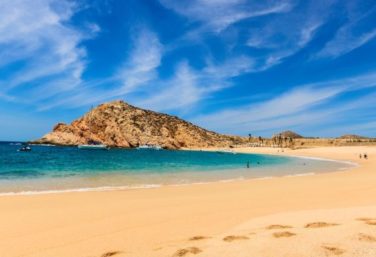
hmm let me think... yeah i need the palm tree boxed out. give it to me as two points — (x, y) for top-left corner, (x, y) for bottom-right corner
(288, 137), (294, 148)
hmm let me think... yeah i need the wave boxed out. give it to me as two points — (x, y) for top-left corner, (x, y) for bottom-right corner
(0, 184), (161, 196)
(9, 142), (22, 146)
(288, 155), (359, 167)
(284, 172), (315, 177)
(0, 173), (299, 196)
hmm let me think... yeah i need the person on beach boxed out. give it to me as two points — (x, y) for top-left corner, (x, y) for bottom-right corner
(247, 161), (250, 168)
(364, 153), (368, 159)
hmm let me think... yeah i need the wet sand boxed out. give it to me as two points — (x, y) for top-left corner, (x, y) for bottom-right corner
(0, 146), (375, 257)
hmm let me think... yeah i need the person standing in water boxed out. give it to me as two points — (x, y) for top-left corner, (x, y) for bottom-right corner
(247, 161), (250, 168)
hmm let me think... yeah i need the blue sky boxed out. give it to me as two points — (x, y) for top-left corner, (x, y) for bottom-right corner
(1, 0), (376, 141)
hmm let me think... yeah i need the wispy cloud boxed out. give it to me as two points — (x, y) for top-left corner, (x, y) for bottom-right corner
(316, 7), (376, 58)
(192, 72), (376, 135)
(246, 1), (334, 70)
(38, 24), (254, 113)
(0, 0), (375, 140)
(137, 56), (254, 112)
(36, 28), (164, 110)
(159, 0), (294, 33)
(137, 62), (201, 111)
(113, 29), (163, 95)
(203, 56), (255, 78)
(0, 0), (96, 101)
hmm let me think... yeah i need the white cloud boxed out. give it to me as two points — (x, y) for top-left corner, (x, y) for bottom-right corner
(0, 0), (95, 100)
(298, 22), (323, 47)
(316, 5), (376, 58)
(193, 86), (340, 132)
(192, 72), (376, 135)
(115, 29), (163, 94)
(317, 27), (376, 58)
(244, 1), (376, 67)
(3, 0), (372, 128)
(159, 0), (294, 33)
(39, 30), (254, 112)
(246, 1), (334, 70)
(203, 56), (255, 78)
(136, 55), (254, 112)
(37, 29), (164, 110)
(137, 62), (202, 111)
(87, 23), (101, 34)
(247, 21), (323, 70)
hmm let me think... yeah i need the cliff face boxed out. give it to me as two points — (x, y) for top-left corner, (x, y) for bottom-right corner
(34, 100), (245, 149)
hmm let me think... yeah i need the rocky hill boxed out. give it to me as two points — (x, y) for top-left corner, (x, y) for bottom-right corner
(272, 130), (303, 139)
(33, 100), (245, 149)
(338, 134), (368, 139)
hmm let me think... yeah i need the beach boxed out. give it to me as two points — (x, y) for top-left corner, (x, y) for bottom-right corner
(0, 146), (375, 257)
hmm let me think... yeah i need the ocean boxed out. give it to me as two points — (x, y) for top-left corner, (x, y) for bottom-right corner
(0, 142), (353, 194)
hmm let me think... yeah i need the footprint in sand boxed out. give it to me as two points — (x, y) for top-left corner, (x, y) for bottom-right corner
(357, 217), (376, 226)
(223, 235), (249, 242)
(172, 247), (202, 257)
(266, 224), (293, 229)
(358, 233), (376, 242)
(305, 222), (339, 228)
(356, 217), (376, 221)
(365, 220), (376, 225)
(272, 231), (296, 238)
(322, 245), (345, 255)
(101, 251), (121, 257)
(189, 236), (210, 241)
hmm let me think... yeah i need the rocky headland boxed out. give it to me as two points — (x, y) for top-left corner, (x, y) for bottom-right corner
(33, 100), (246, 149)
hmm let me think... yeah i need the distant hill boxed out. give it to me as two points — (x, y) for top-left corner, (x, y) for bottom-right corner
(338, 134), (369, 139)
(33, 100), (246, 149)
(273, 130), (303, 139)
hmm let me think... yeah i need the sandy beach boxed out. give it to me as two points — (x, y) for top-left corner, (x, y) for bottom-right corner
(0, 146), (375, 257)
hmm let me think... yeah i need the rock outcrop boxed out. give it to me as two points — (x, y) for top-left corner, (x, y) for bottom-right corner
(33, 100), (245, 149)
(273, 130), (303, 139)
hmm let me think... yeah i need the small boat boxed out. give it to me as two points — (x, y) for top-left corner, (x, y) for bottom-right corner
(216, 149), (236, 154)
(137, 144), (162, 150)
(18, 146), (31, 152)
(78, 144), (108, 150)
(9, 142), (22, 146)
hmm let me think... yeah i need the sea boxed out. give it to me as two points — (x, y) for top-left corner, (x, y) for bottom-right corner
(0, 142), (354, 195)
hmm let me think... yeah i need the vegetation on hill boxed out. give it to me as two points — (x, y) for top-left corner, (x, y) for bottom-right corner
(34, 100), (246, 149)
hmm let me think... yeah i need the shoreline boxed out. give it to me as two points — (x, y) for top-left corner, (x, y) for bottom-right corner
(0, 149), (357, 196)
(0, 146), (375, 257)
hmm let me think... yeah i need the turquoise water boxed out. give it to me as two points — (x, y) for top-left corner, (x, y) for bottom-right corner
(0, 142), (352, 194)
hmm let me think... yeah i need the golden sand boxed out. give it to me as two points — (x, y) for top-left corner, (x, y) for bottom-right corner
(0, 146), (375, 257)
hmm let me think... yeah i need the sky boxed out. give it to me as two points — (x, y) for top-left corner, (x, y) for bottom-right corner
(0, 0), (376, 141)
